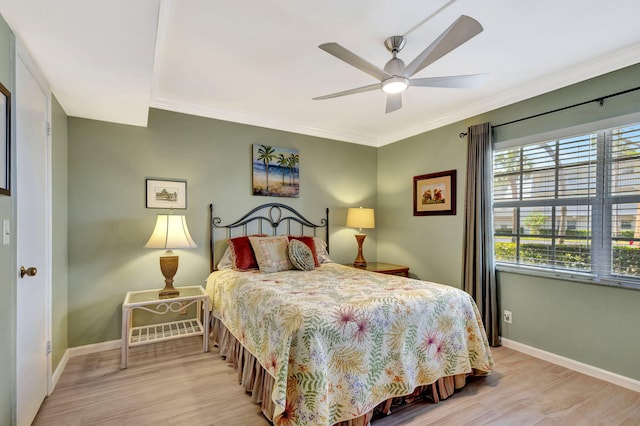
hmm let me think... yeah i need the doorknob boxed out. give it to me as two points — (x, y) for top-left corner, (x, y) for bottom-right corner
(20, 266), (38, 278)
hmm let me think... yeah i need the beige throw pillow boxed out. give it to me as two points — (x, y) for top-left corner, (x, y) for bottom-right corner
(248, 235), (292, 273)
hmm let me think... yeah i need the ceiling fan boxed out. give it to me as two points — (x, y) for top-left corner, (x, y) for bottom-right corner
(313, 15), (487, 113)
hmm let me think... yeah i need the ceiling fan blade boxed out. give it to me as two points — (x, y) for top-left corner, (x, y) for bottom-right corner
(410, 73), (488, 88)
(402, 15), (483, 78)
(319, 43), (391, 81)
(313, 83), (381, 100)
(385, 93), (402, 113)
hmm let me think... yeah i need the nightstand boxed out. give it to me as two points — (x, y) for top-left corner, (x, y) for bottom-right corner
(353, 262), (410, 277)
(121, 285), (209, 369)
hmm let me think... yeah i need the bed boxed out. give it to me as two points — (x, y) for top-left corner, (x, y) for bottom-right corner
(206, 203), (494, 426)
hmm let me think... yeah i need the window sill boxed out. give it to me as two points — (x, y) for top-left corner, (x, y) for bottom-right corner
(495, 263), (640, 291)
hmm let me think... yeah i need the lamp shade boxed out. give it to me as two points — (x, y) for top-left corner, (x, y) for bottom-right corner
(346, 207), (375, 230)
(145, 214), (198, 249)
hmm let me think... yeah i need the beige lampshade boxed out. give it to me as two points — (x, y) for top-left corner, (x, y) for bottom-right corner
(346, 207), (375, 231)
(145, 214), (198, 249)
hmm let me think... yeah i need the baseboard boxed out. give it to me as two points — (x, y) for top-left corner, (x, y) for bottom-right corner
(67, 339), (121, 357)
(49, 349), (69, 395)
(501, 338), (640, 393)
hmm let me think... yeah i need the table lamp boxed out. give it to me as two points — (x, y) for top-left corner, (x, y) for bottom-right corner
(145, 213), (197, 298)
(346, 207), (375, 268)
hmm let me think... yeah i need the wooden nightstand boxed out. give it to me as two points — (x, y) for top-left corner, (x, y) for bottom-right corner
(352, 262), (410, 277)
(121, 285), (209, 369)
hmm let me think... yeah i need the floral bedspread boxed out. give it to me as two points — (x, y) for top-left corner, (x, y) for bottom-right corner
(206, 263), (494, 426)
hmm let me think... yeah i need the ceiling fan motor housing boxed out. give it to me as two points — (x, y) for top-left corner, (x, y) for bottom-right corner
(384, 35), (406, 53)
(383, 44), (408, 94)
(384, 56), (405, 75)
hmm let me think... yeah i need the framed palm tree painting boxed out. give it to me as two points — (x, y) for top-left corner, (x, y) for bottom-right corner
(252, 144), (299, 197)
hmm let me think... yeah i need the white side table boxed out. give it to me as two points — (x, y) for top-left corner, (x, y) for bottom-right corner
(121, 285), (209, 369)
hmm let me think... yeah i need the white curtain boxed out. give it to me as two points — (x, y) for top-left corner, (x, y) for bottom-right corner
(462, 122), (499, 346)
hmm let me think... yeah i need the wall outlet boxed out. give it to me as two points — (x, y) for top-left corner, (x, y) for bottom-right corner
(503, 310), (513, 324)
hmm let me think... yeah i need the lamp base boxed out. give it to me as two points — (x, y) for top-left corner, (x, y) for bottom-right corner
(159, 255), (181, 299)
(353, 234), (367, 268)
(158, 287), (180, 299)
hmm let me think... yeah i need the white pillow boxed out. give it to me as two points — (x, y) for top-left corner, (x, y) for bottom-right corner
(216, 246), (233, 270)
(313, 237), (332, 263)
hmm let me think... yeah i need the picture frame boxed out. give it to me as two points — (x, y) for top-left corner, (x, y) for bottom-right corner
(146, 178), (187, 209)
(0, 82), (11, 196)
(252, 144), (299, 198)
(413, 169), (456, 216)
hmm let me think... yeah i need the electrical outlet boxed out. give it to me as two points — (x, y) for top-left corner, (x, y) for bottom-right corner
(503, 310), (513, 324)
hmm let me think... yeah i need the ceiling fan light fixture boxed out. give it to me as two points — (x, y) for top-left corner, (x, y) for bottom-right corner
(382, 77), (409, 94)
(315, 15), (485, 112)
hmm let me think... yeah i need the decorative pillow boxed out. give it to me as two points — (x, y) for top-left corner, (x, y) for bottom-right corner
(313, 237), (332, 263)
(288, 239), (315, 271)
(216, 246), (233, 270)
(228, 236), (259, 271)
(288, 236), (319, 266)
(249, 235), (293, 273)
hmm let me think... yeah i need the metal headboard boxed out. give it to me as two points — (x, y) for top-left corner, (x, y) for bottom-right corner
(209, 203), (329, 272)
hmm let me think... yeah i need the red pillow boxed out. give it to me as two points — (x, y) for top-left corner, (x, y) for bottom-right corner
(228, 236), (259, 270)
(288, 236), (319, 267)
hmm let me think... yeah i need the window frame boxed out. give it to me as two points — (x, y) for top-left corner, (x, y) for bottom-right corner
(492, 113), (640, 291)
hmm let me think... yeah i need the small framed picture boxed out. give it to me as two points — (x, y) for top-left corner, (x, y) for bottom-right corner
(413, 170), (456, 216)
(0, 82), (11, 196)
(146, 178), (186, 209)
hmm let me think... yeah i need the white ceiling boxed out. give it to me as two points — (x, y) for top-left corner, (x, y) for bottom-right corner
(1, 0), (639, 147)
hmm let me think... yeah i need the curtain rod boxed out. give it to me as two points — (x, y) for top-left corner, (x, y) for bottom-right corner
(458, 85), (640, 138)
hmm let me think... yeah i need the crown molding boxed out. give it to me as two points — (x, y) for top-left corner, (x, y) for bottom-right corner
(149, 96), (380, 146)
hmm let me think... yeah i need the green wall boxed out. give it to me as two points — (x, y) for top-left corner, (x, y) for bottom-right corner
(377, 124), (468, 287)
(67, 109), (377, 346)
(378, 63), (640, 380)
(0, 14), (15, 426)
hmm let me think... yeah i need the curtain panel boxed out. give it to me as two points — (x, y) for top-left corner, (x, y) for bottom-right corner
(462, 122), (499, 346)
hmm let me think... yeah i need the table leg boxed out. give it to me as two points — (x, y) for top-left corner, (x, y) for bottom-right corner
(203, 298), (209, 353)
(120, 306), (130, 369)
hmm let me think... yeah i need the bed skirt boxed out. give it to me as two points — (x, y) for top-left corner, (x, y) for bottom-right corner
(212, 318), (474, 425)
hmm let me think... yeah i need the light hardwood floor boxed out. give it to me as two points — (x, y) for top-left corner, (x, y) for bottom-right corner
(34, 338), (640, 425)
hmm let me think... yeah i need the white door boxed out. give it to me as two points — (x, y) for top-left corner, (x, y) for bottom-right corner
(15, 50), (51, 426)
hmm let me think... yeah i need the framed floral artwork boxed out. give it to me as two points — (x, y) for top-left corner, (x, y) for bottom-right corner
(413, 170), (456, 216)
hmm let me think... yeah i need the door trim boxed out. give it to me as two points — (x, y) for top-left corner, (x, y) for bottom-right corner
(15, 39), (53, 396)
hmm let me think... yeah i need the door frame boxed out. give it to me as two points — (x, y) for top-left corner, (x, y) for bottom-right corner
(15, 39), (53, 396)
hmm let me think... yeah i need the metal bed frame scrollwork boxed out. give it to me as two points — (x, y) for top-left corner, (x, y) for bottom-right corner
(208, 203), (329, 272)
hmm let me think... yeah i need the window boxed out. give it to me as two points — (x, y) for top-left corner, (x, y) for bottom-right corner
(493, 122), (640, 287)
